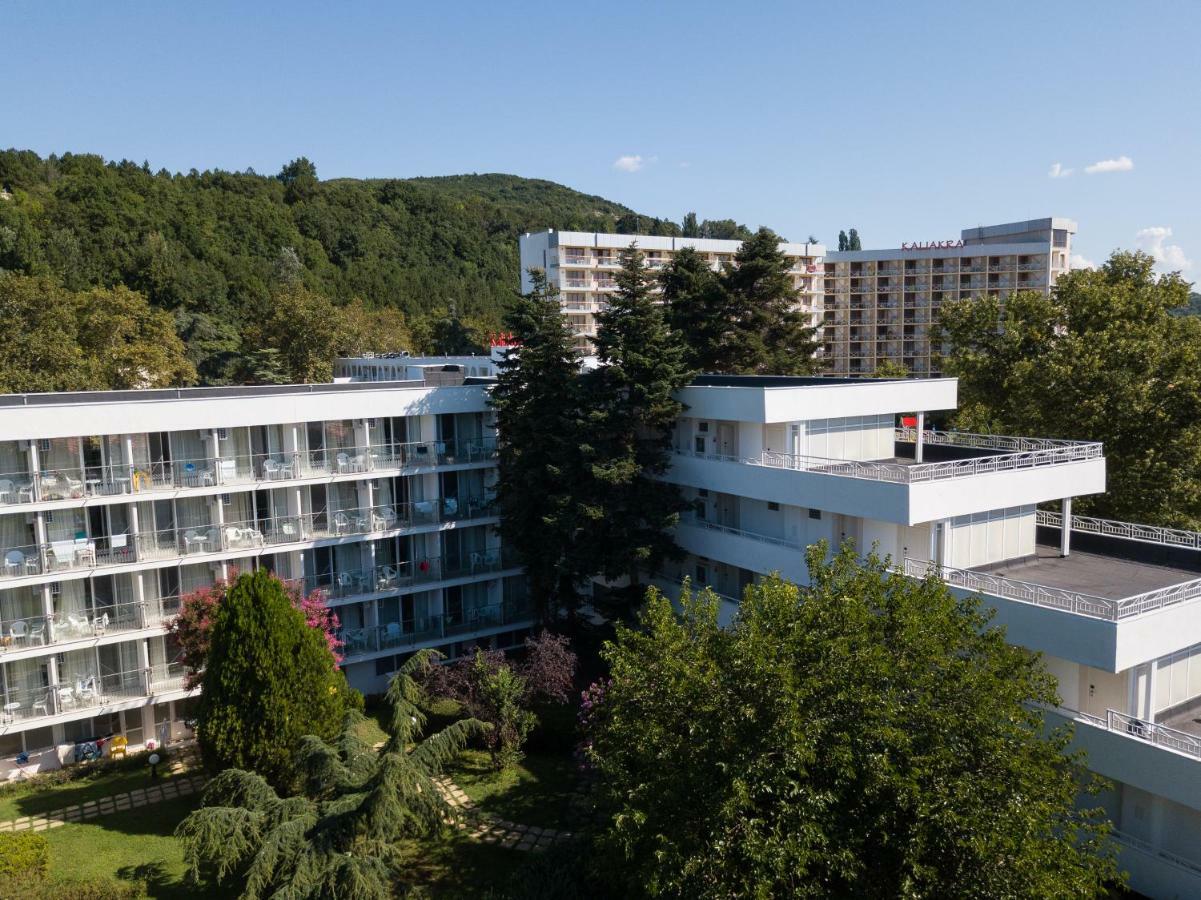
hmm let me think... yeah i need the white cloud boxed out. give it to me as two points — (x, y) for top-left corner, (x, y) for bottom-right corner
(1048, 162), (1073, 178)
(613, 154), (657, 173)
(1135, 226), (1193, 273)
(1070, 253), (1096, 270)
(1084, 155), (1134, 175)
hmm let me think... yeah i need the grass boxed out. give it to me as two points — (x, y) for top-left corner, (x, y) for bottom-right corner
(395, 835), (525, 898)
(43, 794), (215, 899)
(0, 767), (187, 822)
(447, 749), (582, 830)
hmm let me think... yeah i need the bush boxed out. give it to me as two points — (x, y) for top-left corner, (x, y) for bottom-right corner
(0, 831), (50, 880)
(524, 701), (577, 754)
(0, 876), (141, 899)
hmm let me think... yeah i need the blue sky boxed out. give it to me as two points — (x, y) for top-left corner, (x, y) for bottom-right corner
(3, 0), (1196, 276)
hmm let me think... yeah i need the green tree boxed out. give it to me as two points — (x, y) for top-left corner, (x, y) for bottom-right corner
(197, 570), (351, 788)
(661, 246), (729, 372)
(586, 545), (1120, 898)
(848, 227), (862, 250)
(0, 273), (89, 393)
(719, 227), (821, 374)
(680, 211), (699, 238)
(254, 282), (344, 383)
(178, 650), (486, 900)
(872, 359), (910, 379)
(76, 284), (196, 387)
(491, 269), (588, 622)
(838, 229), (848, 251)
(588, 245), (693, 597)
(937, 250), (1201, 526)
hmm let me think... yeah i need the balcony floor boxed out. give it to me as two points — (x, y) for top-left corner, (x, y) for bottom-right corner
(1160, 705), (1201, 739)
(979, 547), (1199, 601)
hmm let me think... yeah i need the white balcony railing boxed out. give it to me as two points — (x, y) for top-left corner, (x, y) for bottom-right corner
(1071, 707), (1201, 761)
(903, 557), (1201, 622)
(680, 518), (802, 549)
(1037, 510), (1201, 552)
(674, 433), (1101, 486)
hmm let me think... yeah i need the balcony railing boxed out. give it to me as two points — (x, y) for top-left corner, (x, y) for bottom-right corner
(0, 666), (164, 726)
(674, 432), (1101, 485)
(0, 594), (181, 652)
(338, 597), (534, 658)
(0, 439), (498, 508)
(1072, 707), (1201, 761)
(895, 427), (1102, 456)
(0, 496), (496, 582)
(680, 517), (802, 549)
(1036, 509), (1201, 551)
(903, 557), (1201, 621)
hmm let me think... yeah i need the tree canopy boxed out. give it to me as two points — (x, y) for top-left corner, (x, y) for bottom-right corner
(937, 250), (1201, 527)
(584, 545), (1120, 898)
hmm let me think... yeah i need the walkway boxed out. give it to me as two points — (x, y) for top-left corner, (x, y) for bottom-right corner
(433, 774), (577, 852)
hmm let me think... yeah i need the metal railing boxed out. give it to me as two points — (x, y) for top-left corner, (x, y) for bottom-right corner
(1067, 706), (1201, 763)
(0, 666), (160, 726)
(0, 594), (181, 651)
(0, 438), (498, 507)
(1112, 829), (1201, 877)
(1036, 509), (1201, 552)
(895, 427), (1102, 456)
(338, 597), (534, 658)
(904, 557), (1201, 621)
(0, 497), (496, 582)
(281, 549), (520, 604)
(674, 435), (1101, 485)
(679, 517), (802, 549)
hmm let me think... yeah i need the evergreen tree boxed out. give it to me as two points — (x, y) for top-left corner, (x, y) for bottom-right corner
(585, 546), (1121, 898)
(197, 570), (351, 788)
(661, 246), (729, 372)
(588, 244), (693, 598)
(838, 229), (848, 251)
(178, 650), (486, 900)
(848, 227), (862, 250)
(681, 211), (700, 238)
(491, 269), (588, 622)
(720, 228), (821, 374)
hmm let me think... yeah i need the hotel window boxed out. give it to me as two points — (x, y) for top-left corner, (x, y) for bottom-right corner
(1053, 229), (1068, 248)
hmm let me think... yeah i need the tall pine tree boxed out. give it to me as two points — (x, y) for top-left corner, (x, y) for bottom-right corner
(587, 244), (693, 600)
(848, 227), (862, 251)
(661, 246), (729, 373)
(491, 269), (588, 623)
(719, 228), (821, 375)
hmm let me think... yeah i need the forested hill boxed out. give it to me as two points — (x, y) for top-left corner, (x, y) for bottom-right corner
(0, 150), (705, 386)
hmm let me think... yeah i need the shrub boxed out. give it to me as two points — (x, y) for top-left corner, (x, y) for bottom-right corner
(0, 831), (50, 880)
(1, 876), (141, 899)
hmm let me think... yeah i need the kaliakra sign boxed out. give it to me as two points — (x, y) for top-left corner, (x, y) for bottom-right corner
(900, 240), (965, 251)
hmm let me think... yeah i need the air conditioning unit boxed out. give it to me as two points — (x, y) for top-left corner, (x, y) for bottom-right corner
(366, 418), (379, 429)
(216, 428), (229, 441)
(50, 582), (61, 597)
(38, 439), (51, 452)
(220, 494), (232, 506)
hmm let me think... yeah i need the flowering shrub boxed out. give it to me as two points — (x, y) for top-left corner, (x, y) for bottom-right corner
(575, 677), (610, 772)
(171, 571), (343, 689)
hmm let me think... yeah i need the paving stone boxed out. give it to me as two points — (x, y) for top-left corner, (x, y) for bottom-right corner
(32, 823), (47, 832)
(14, 816), (30, 825)
(516, 840), (533, 851)
(47, 820), (63, 829)
(527, 826), (543, 836)
(0, 823), (13, 832)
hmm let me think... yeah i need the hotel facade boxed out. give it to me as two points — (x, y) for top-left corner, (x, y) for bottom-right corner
(654, 374), (1200, 898)
(519, 217), (1074, 376)
(518, 230), (824, 355)
(0, 374), (531, 776)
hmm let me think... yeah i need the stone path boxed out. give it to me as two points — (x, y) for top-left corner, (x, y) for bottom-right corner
(0, 773), (205, 833)
(432, 775), (576, 852)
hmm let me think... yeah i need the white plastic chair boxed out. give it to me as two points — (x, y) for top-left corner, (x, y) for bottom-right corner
(32, 693), (50, 716)
(336, 453), (351, 474)
(385, 622), (402, 645)
(378, 506), (397, 529)
(4, 549), (25, 576)
(333, 512), (351, 535)
(10, 620), (28, 643)
(93, 613), (109, 635)
(0, 478), (14, 503)
(263, 459), (281, 480)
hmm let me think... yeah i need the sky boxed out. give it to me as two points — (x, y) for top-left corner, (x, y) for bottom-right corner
(3, 0), (1197, 276)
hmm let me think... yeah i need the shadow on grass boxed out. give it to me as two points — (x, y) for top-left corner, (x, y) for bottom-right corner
(449, 750), (585, 831)
(1, 768), (187, 821)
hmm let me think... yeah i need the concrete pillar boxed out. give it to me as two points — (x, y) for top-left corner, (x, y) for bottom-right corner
(208, 430), (222, 484)
(1060, 497), (1073, 557)
(915, 412), (925, 462)
(27, 440), (41, 501)
(123, 435), (136, 493)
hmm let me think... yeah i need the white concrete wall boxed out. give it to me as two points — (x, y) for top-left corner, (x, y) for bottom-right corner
(944, 506), (1037, 568)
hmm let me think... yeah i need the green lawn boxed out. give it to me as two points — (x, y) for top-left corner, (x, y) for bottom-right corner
(43, 794), (214, 899)
(394, 835), (525, 898)
(0, 767), (187, 822)
(447, 749), (583, 830)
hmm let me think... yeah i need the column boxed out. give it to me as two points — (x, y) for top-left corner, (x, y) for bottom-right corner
(45, 654), (60, 714)
(123, 434), (136, 494)
(208, 430), (222, 484)
(914, 412), (925, 463)
(138, 638), (152, 695)
(282, 424), (301, 476)
(1060, 497), (1073, 557)
(132, 570), (148, 626)
(128, 501), (141, 562)
(27, 439), (41, 501)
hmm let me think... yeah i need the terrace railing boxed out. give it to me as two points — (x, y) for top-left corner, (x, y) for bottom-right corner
(1037, 509), (1201, 552)
(903, 557), (1201, 621)
(679, 517), (802, 549)
(1069, 706), (1201, 762)
(0, 593), (182, 652)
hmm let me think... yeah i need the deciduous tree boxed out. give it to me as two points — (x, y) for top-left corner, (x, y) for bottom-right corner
(585, 545), (1120, 898)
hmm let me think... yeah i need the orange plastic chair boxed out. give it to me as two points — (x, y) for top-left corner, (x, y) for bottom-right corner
(109, 735), (128, 759)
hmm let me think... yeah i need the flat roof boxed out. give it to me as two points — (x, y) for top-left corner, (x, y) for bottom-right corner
(981, 547), (1200, 601)
(691, 374), (907, 388)
(0, 379), (457, 409)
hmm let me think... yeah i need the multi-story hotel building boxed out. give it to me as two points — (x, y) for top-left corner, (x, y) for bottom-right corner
(821, 217), (1076, 376)
(0, 373), (531, 776)
(653, 373), (1200, 898)
(519, 230), (825, 355)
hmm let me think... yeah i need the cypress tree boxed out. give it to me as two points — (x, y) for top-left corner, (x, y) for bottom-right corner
(720, 227), (821, 375)
(491, 269), (588, 623)
(197, 569), (349, 788)
(838, 229), (848, 251)
(587, 244), (694, 599)
(848, 227), (862, 251)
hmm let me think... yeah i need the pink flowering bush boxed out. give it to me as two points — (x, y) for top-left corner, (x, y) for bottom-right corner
(171, 570), (343, 689)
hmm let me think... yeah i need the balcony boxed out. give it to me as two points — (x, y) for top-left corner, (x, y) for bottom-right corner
(0, 666), (171, 729)
(0, 496), (497, 584)
(0, 594), (180, 656)
(0, 439), (498, 510)
(338, 596), (534, 660)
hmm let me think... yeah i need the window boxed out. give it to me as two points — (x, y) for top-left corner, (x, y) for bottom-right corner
(694, 437), (706, 454)
(808, 509), (822, 520)
(767, 502), (780, 511)
(1053, 229), (1068, 248)
(698, 422), (709, 433)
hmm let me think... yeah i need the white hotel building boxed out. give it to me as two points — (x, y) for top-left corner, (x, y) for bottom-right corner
(519, 217), (1072, 376)
(0, 374), (530, 776)
(654, 374), (1201, 898)
(519, 230), (824, 355)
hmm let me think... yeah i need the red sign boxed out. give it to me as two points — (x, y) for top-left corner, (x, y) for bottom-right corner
(488, 332), (520, 347)
(900, 240), (964, 251)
